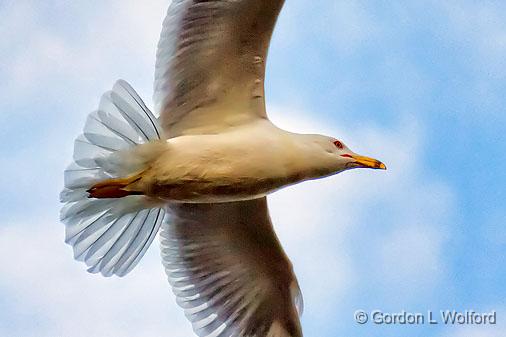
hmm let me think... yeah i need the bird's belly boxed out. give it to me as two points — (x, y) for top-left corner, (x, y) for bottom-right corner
(148, 176), (291, 203)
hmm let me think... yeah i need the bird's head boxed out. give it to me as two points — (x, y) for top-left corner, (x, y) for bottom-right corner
(304, 135), (386, 177)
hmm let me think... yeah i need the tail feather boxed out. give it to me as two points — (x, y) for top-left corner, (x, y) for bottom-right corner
(60, 79), (166, 277)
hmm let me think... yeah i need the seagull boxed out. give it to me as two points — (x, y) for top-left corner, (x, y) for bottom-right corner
(60, 1), (386, 336)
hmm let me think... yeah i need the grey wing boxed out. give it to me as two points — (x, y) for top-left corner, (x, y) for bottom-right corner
(161, 198), (303, 337)
(154, 0), (285, 137)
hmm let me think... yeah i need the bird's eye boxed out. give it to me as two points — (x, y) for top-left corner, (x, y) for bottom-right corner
(333, 140), (344, 149)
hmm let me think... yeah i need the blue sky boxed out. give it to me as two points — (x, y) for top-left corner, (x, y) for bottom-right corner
(0, 1), (505, 336)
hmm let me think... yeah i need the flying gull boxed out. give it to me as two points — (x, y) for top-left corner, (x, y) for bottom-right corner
(60, 1), (386, 336)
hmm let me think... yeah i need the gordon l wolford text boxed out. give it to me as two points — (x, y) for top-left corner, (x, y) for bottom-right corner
(370, 310), (496, 325)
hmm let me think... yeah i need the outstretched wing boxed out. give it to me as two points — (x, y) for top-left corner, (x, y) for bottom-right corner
(154, 0), (285, 137)
(161, 198), (303, 337)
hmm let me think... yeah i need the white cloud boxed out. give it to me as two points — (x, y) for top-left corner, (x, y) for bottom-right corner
(378, 224), (442, 284)
(0, 0), (167, 104)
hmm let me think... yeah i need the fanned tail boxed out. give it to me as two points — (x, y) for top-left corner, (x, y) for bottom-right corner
(60, 80), (166, 277)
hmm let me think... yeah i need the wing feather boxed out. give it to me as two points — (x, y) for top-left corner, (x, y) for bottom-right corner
(161, 198), (302, 337)
(154, 0), (285, 137)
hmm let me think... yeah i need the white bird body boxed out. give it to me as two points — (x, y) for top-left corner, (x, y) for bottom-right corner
(127, 119), (343, 203)
(60, 1), (386, 336)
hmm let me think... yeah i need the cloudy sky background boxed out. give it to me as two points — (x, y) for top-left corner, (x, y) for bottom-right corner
(0, 1), (505, 336)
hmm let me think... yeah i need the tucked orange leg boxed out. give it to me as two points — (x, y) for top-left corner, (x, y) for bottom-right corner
(87, 175), (143, 199)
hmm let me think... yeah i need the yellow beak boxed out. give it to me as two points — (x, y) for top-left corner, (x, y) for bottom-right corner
(349, 154), (387, 170)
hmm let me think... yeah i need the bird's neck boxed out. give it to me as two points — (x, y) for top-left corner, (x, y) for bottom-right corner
(285, 135), (341, 182)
